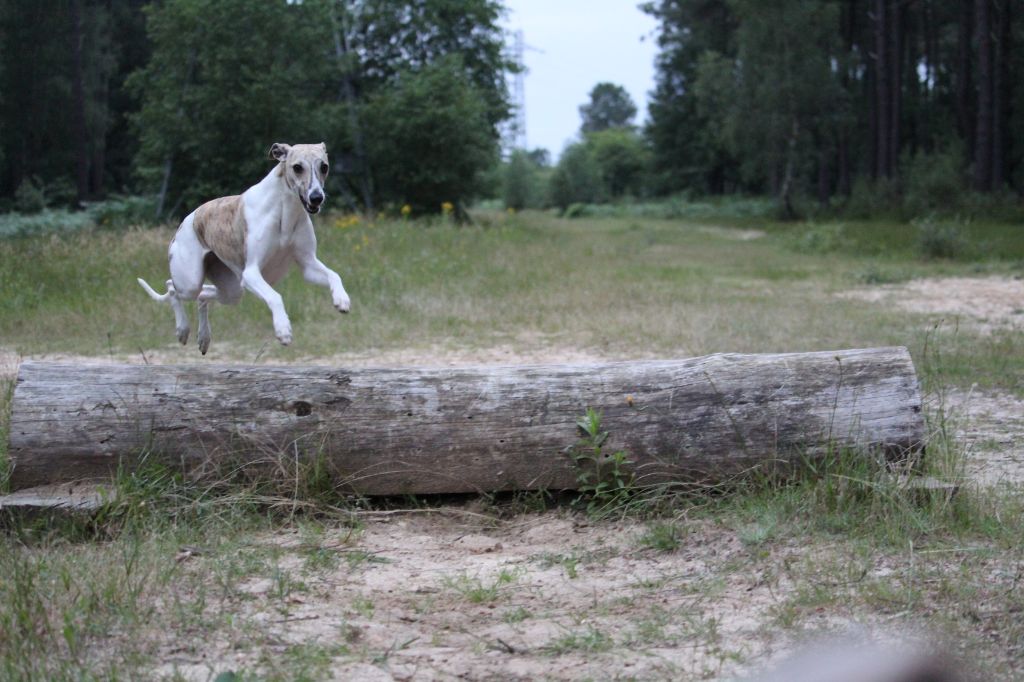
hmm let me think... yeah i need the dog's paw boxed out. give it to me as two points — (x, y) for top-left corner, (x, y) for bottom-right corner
(334, 296), (351, 314)
(176, 326), (190, 345)
(198, 335), (211, 355)
(276, 326), (293, 346)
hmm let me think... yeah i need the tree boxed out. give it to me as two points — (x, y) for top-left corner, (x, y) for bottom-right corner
(364, 57), (497, 214)
(0, 0), (122, 205)
(643, 0), (1022, 202)
(579, 82), (637, 133)
(128, 0), (511, 217)
(694, 0), (842, 216)
(503, 148), (550, 210)
(549, 142), (604, 210)
(129, 0), (335, 216)
(641, 0), (738, 193)
(587, 129), (649, 198)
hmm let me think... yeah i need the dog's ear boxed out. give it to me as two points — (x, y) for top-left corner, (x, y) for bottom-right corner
(319, 142), (327, 153)
(269, 143), (291, 161)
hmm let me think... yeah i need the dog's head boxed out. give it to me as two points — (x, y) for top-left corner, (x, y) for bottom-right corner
(269, 142), (330, 214)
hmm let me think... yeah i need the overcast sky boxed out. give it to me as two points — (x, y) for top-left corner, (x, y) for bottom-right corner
(501, 1), (660, 159)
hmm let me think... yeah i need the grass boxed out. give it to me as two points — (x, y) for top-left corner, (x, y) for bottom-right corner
(1, 208), (1020, 393)
(0, 206), (1023, 678)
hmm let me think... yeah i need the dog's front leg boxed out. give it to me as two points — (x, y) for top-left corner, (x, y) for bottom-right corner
(242, 267), (293, 345)
(298, 255), (351, 314)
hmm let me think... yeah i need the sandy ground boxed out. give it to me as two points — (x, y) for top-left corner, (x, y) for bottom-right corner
(3, 275), (1022, 680)
(838, 275), (1024, 334)
(152, 511), (952, 682)
(841, 275), (1024, 486)
(157, 513), (793, 680)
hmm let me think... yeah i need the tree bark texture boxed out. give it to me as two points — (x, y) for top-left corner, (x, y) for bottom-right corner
(7, 348), (926, 494)
(874, 0), (891, 178)
(957, 0), (975, 152)
(974, 0), (994, 191)
(69, 0), (90, 204)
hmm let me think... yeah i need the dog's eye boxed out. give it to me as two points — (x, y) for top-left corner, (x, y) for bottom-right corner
(320, 163), (329, 175)
(292, 164), (304, 174)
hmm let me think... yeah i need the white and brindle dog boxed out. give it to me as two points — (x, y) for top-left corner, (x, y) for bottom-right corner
(138, 142), (350, 353)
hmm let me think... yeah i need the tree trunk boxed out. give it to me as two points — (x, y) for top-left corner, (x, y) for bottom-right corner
(329, 5), (374, 216)
(7, 348), (926, 494)
(974, 0), (993, 192)
(957, 0), (974, 152)
(817, 140), (831, 207)
(779, 118), (800, 219)
(155, 48), (197, 219)
(888, 0), (902, 176)
(874, 0), (892, 179)
(837, 0), (855, 196)
(69, 0), (90, 204)
(991, 0), (1010, 189)
(91, 57), (110, 198)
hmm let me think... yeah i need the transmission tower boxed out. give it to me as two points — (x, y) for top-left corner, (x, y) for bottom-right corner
(510, 29), (527, 151)
(504, 29), (542, 154)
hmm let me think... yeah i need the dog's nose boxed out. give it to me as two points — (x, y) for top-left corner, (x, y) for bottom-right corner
(309, 190), (324, 206)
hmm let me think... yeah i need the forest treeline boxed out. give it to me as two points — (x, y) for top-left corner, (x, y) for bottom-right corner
(0, 0), (511, 217)
(0, 0), (1020, 222)
(640, 0), (1022, 215)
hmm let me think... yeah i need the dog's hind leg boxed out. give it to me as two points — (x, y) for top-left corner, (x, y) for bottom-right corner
(195, 283), (231, 355)
(167, 215), (207, 346)
(165, 279), (192, 345)
(196, 298), (212, 355)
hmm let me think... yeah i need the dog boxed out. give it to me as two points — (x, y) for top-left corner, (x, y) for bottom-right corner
(138, 142), (350, 353)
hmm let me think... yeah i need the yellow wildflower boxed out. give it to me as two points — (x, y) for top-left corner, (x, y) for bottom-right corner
(441, 201), (454, 215)
(401, 204), (412, 217)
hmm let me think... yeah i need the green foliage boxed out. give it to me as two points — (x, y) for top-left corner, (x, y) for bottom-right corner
(0, 209), (95, 239)
(549, 142), (605, 211)
(129, 0), (329, 213)
(587, 128), (650, 198)
(13, 177), (46, 214)
(579, 82), (637, 133)
(0, 196), (156, 239)
(694, 0), (842, 210)
(126, 0), (510, 217)
(914, 217), (970, 260)
(502, 149), (549, 210)
(0, 0), (128, 203)
(903, 145), (967, 218)
(571, 408), (636, 518)
(86, 195), (158, 230)
(643, 0), (1024, 205)
(365, 57), (498, 213)
(841, 177), (902, 220)
(638, 521), (684, 552)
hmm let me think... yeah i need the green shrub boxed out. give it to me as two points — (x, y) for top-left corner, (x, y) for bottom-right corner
(86, 196), (158, 229)
(549, 142), (605, 211)
(0, 209), (94, 238)
(13, 177), (47, 214)
(842, 176), (900, 219)
(502, 150), (549, 211)
(914, 216), (969, 260)
(902, 145), (966, 218)
(562, 203), (592, 219)
(790, 223), (849, 254)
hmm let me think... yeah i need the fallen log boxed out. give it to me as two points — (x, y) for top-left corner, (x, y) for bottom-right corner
(7, 347), (925, 494)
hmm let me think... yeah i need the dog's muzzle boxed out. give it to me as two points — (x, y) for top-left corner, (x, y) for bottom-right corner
(305, 190), (325, 214)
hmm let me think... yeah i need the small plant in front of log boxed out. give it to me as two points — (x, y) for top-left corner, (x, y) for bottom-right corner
(571, 408), (636, 518)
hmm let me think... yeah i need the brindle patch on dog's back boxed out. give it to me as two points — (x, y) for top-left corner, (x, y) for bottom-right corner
(194, 195), (247, 268)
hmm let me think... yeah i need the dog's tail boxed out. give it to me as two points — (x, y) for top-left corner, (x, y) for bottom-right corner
(137, 277), (172, 303)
